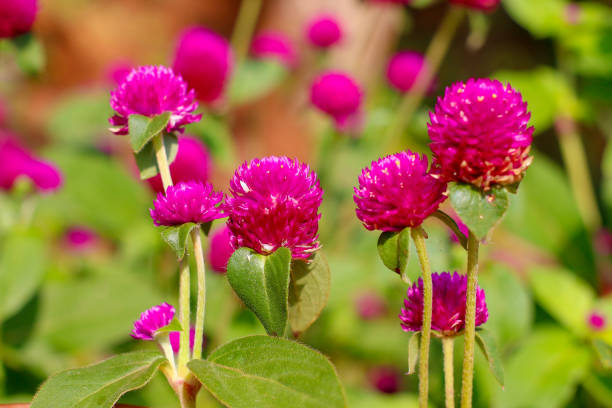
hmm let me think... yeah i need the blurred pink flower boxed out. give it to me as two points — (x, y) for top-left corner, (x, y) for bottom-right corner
(169, 327), (206, 353)
(0, 0), (37, 38)
(588, 311), (606, 331)
(449, 0), (500, 12)
(386, 51), (433, 93)
(64, 226), (98, 251)
(250, 31), (298, 68)
(306, 14), (343, 49)
(106, 61), (132, 85)
(368, 366), (401, 394)
(355, 292), (387, 320)
(207, 226), (233, 274)
(310, 71), (363, 130)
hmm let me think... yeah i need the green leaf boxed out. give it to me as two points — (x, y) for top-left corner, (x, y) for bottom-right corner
(128, 112), (171, 153)
(475, 328), (505, 386)
(229, 59), (288, 105)
(377, 228), (411, 277)
(227, 247), (292, 336)
(448, 183), (509, 240)
(30, 351), (166, 408)
(347, 390), (419, 408)
(592, 339), (612, 368)
(160, 223), (197, 260)
(502, 0), (568, 38)
(11, 32), (45, 76)
(134, 132), (179, 179)
(155, 317), (183, 336)
(188, 335), (347, 408)
(288, 252), (331, 337)
(407, 332), (420, 375)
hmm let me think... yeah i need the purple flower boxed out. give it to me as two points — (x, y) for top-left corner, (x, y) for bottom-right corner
(400, 271), (488, 336)
(588, 311), (606, 331)
(150, 181), (224, 227)
(169, 327), (206, 353)
(0, 0), (37, 38)
(226, 156), (323, 260)
(109, 65), (201, 135)
(64, 226), (98, 251)
(310, 71), (363, 129)
(0, 135), (62, 192)
(306, 14), (343, 49)
(354, 151), (447, 231)
(428, 78), (533, 191)
(131, 302), (175, 341)
(146, 136), (211, 194)
(173, 26), (233, 105)
(355, 291), (387, 320)
(386, 51), (433, 93)
(250, 31), (298, 68)
(207, 225), (233, 274)
(448, 0), (500, 12)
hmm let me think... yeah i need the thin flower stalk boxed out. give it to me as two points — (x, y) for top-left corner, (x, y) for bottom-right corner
(232, 0), (264, 61)
(152, 133), (173, 192)
(177, 260), (191, 376)
(443, 337), (455, 408)
(191, 227), (207, 360)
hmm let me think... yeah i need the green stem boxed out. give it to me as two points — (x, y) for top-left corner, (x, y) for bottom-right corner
(152, 133), (173, 192)
(316, 127), (341, 190)
(191, 227), (206, 360)
(411, 226), (433, 408)
(177, 260), (191, 376)
(157, 333), (178, 377)
(232, 0), (264, 61)
(443, 337), (455, 408)
(460, 231), (480, 408)
(384, 6), (465, 152)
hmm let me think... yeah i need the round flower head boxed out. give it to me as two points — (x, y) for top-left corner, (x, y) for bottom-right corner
(106, 61), (132, 85)
(428, 78), (533, 190)
(354, 151), (447, 231)
(368, 366), (401, 394)
(64, 226), (98, 251)
(0, 0), (37, 38)
(250, 31), (298, 68)
(310, 71), (363, 129)
(131, 302), (175, 341)
(400, 271), (488, 336)
(588, 311), (606, 331)
(146, 136), (211, 194)
(150, 181), (224, 227)
(386, 51), (433, 93)
(173, 26), (233, 104)
(306, 14), (343, 49)
(207, 225), (233, 274)
(109, 65), (201, 135)
(448, 0), (500, 12)
(226, 156), (323, 260)
(355, 291), (387, 320)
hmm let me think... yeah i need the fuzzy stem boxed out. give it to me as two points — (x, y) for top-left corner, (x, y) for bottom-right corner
(232, 0), (263, 61)
(177, 260), (191, 376)
(384, 6), (465, 152)
(443, 337), (455, 408)
(157, 333), (178, 377)
(178, 386), (197, 408)
(411, 226), (433, 408)
(152, 133), (173, 192)
(460, 231), (480, 408)
(191, 227), (207, 360)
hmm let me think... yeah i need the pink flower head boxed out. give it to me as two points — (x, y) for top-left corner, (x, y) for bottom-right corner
(106, 61), (132, 85)
(169, 327), (206, 353)
(0, 0), (37, 38)
(354, 151), (447, 231)
(146, 136), (211, 194)
(306, 14), (343, 49)
(226, 156), (323, 260)
(355, 291), (387, 320)
(368, 366), (401, 394)
(386, 51), (432, 93)
(109, 65), (201, 135)
(131, 302), (175, 341)
(173, 26), (233, 105)
(207, 225), (233, 274)
(150, 181), (224, 227)
(448, 0), (500, 12)
(428, 78), (533, 190)
(588, 311), (606, 331)
(64, 226), (98, 251)
(0, 135), (62, 192)
(369, 0), (412, 3)
(310, 71), (363, 129)
(565, 4), (582, 25)
(400, 271), (488, 336)
(250, 31), (298, 68)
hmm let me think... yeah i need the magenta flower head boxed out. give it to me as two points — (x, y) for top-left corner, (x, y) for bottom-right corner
(588, 311), (606, 331)
(311, 71), (363, 129)
(428, 78), (533, 191)
(226, 156), (323, 260)
(146, 136), (211, 194)
(64, 226), (98, 251)
(131, 302), (175, 341)
(0, 0), (37, 38)
(400, 271), (488, 336)
(355, 291), (387, 320)
(207, 225), (233, 274)
(109, 65), (201, 136)
(306, 14), (343, 49)
(150, 181), (224, 227)
(448, 0), (500, 12)
(354, 151), (447, 232)
(368, 366), (401, 394)
(173, 26), (233, 105)
(250, 31), (298, 68)
(169, 327), (206, 353)
(386, 51), (433, 93)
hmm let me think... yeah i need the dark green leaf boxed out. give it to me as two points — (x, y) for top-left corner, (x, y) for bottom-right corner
(475, 328), (505, 386)
(592, 339), (612, 368)
(227, 247), (292, 336)
(407, 332), (420, 375)
(188, 335), (347, 408)
(30, 351), (165, 408)
(11, 32), (45, 76)
(288, 252), (331, 337)
(160, 223), (197, 260)
(128, 112), (171, 153)
(229, 59), (287, 105)
(134, 133), (179, 179)
(377, 228), (411, 278)
(449, 183), (509, 240)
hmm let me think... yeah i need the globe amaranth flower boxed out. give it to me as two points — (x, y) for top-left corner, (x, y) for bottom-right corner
(306, 14), (343, 49)
(173, 26), (233, 104)
(355, 291), (387, 320)
(250, 31), (298, 68)
(146, 136), (211, 194)
(150, 181), (224, 227)
(428, 78), (533, 190)
(0, 0), (37, 38)
(354, 151), (447, 231)
(0, 134), (62, 192)
(368, 366), (401, 394)
(226, 156), (323, 260)
(387, 51), (434, 93)
(131, 302), (175, 340)
(448, 0), (500, 12)
(588, 311), (606, 331)
(400, 271), (488, 336)
(64, 226), (98, 251)
(169, 327), (206, 353)
(207, 225), (233, 273)
(310, 71), (363, 129)
(109, 65), (201, 135)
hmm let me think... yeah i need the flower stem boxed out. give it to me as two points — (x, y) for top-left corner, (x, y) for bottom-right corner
(177, 260), (191, 376)
(411, 226), (433, 408)
(460, 231), (480, 408)
(191, 227), (206, 360)
(383, 6), (465, 152)
(232, 0), (263, 61)
(443, 337), (455, 408)
(152, 133), (173, 192)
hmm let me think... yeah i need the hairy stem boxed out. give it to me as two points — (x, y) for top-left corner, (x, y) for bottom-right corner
(152, 133), (173, 192)
(232, 0), (264, 61)
(177, 260), (191, 376)
(191, 227), (207, 360)
(443, 337), (455, 408)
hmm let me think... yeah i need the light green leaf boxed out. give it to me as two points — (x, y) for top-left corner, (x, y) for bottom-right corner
(160, 223), (197, 260)
(30, 351), (165, 408)
(502, 0), (568, 38)
(407, 332), (420, 375)
(188, 335), (347, 408)
(227, 247), (291, 336)
(377, 228), (411, 278)
(592, 339), (612, 368)
(475, 328), (504, 386)
(128, 112), (171, 153)
(134, 133), (179, 179)
(229, 59), (287, 105)
(155, 317), (183, 336)
(347, 390), (419, 408)
(11, 32), (45, 76)
(449, 183), (509, 240)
